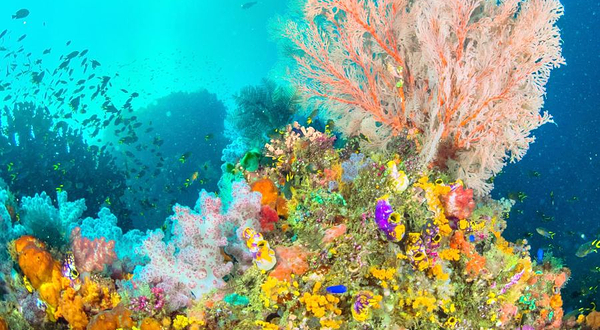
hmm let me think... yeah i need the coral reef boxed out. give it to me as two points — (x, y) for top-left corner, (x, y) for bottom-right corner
(281, 0), (564, 194)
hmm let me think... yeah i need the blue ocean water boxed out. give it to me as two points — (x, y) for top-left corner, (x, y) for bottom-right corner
(492, 0), (600, 310)
(0, 0), (597, 320)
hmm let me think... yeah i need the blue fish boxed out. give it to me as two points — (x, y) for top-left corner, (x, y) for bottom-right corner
(536, 248), (544, 263)
(326, 285), (347, 294)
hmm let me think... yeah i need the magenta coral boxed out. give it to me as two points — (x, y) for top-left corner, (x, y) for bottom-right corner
(70, 227), (117, 273)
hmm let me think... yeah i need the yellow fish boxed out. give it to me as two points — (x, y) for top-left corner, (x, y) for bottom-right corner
(23, 275), (33, 293)
(575, 239), (599, 258)
(535, 227), (555, 239)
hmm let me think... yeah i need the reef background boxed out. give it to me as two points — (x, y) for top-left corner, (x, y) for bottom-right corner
(0, 0), (597, 328)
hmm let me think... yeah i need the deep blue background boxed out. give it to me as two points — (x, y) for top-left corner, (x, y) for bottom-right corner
(492, 0), (600, 310)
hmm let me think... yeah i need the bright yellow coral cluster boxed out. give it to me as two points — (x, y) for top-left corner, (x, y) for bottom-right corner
(414, 177), (452, 235)
(368, 267), (397, 288)
(81, 279), (120, 311)
(255, 320), (279, 330)
(172, 314), (190, 330)
(439, 248), (461, 261)
(260, 276), (291, 308)
(399, 290), (437, 315)
(319, 318), (343, 329)
(299, 282), (341, 318)
(430, 264), (449, 281)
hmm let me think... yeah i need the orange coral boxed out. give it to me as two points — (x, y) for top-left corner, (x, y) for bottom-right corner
(0, 317), (7, 330)
(554, 271), (568, 288)
(587, 310), (600, 330)
(549, 294), (563, 310)
(12, 236), (67, 309)
(464, 253), (486, 277)
(449, 231), (486, 277)
(87, 304), (134, 330)
(322, 224), (347, 244)
(56, 287), (89, 330)
(140, 317), (162, 330)
(275, 196), (288, 218)
(269, 245), (312, 281)
(251, 178), (278, 206)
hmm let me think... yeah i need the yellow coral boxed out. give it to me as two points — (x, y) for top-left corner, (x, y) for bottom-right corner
(299, 291), (341, 318)
(369, 267), (397, 288)
(414, 177), (451, 234)
(412, 295), (436, 313)
(260, 276), (291, 308)
(256, 320), (279, 330)
(439, 248), (461, 261)
(430, 264), (449, 281)
(172, 315), (190, 330)
(320, 318), (342, 329)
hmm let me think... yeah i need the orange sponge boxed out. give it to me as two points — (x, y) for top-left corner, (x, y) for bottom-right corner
(140, 317), (162, 330)
(12, 235), (66, 308)
(87, 304), (133, 330)
(251, 178), (278, 206)
(56, 287), (89, 330)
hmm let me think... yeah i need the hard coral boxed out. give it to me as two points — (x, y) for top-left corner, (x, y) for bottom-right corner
(322, 224), (347, 244)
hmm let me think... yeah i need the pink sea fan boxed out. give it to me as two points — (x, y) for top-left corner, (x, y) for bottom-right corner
(70, 227), (117, 273)
(283, 0), (564, 194)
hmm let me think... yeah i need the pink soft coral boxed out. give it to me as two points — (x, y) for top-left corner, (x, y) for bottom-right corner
(70, 227), (117, 273)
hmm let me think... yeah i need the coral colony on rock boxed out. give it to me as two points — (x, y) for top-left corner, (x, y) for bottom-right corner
(0, 0), (598, 330)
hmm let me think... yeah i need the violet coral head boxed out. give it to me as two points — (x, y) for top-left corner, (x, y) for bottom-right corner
(374, 199), (405, 242)
(374, 199), (393, 233)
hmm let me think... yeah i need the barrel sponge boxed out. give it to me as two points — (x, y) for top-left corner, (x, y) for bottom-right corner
(12, 235), (66, 308)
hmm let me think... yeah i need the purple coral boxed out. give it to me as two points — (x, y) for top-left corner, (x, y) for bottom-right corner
(374, 199), (404, 242)
(500, 270), (525, 294)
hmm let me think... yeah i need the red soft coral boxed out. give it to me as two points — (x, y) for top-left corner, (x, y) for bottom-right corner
(259, 205), (279, 232)
(442, 186), (475, 219)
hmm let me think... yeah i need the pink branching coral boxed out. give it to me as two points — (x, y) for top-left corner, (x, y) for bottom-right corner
(283, 0), (564, 194)
(70, 227), (117, 273)
(136, 181), (262, 311)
